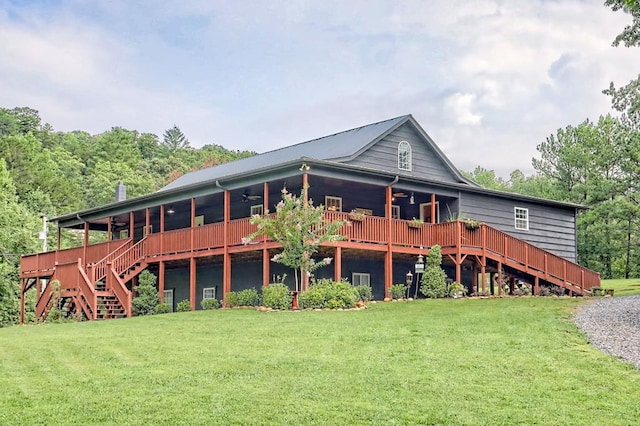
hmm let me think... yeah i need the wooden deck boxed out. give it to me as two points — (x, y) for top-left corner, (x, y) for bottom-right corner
(20, 212), (600, 321)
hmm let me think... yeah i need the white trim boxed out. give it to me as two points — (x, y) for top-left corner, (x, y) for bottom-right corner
(202, 287), (216, 300)
(392, 205), (400, 219)
(419, 202), (439, 223)
(352, 272), (370, 286)
(119, 229), (129, 239)
(514, 207), (529, 230)
(250, 204), (264, 216)
(398, 141), (412, 171)
(163, 289), (174, 311)
(325, 196), (343, 212)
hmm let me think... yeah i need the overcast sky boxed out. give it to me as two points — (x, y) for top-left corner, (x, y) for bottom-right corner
(1, 0), (638, 176)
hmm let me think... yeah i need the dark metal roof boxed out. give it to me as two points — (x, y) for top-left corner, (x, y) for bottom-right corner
(161, 115), (410, 191)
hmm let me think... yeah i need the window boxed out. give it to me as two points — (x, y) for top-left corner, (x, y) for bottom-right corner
(352, 273), (370, 286)
(398, 141), (412, 171)
(392, 205), (400, 219)
(163, 289), (174, 311)
(202, 287), (216, 300)
(325, 196), (342, 212)
(119, 229), (129, 239)
(514, 207), (529, 230)
(250, 204), (264, 216)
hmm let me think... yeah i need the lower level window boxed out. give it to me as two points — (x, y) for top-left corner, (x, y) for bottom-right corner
(163, 289), (174, 311)
(202, 287), (216, 300)
(514, 207), (529, 230)
(352, 273), (370, 286)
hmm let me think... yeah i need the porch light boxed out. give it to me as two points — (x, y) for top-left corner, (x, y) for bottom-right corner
(409, 193), (415, 205)
(167, 206), (175, 215)
(415, 253), (425, 274)
(406, 270), (413, 286)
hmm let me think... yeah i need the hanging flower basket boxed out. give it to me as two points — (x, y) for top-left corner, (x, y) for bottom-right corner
(348, 210), (367, 221)
(408, 218), (424, 228)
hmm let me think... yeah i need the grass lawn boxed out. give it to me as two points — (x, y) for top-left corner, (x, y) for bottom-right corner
(1, 298), (639, 425)
(600, 278), (640, 296)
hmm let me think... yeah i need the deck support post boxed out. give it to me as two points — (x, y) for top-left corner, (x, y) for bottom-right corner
(480, 263), (486, 295)
(430, 193), (436, 224)
(471, 263), (478, 295)
(19, 279), (25, 324)
(385, 185), (393, 298)
(497, 261), (503, 296)
(129, 211), (134, 242)
(509, 277), (516, 295)
(262, 248), (270, 287)
(490, 272), (495, 295)
(223, 190), (231, 303)
(334, 246), (342, 282)
(190, 257), (196, 311)
(455, 220), (462, 286)
(159, 261), (165, 302)
(533, 276), (539, 296)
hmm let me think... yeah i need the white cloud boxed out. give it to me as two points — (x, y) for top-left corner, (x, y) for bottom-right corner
(0, 0), (639, 177)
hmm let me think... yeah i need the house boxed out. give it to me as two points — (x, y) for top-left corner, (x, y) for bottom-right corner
(19, 114), (600, 321)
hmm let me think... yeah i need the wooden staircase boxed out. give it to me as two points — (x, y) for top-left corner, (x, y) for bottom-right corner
(34, 238), (148, 322)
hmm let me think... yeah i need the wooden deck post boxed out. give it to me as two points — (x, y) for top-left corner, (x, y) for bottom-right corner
(223, 190), (231, 302)
(455, 220), (462, 285)
(497, 261), (503, 296)
(129, 211), (134, 241)
(190, 257), (196, 311)
(385, 185), (393, 298)
(263, 248), (270, 287)
(190, 198), (195, 251)
(533, 276), (539, 296)
(19, 279), (25, 324)
(159, 261), (165, 302)
(509, 277), (516, 295)
(334, 246), (342, 282)
(471, 263), (478, 295)
(430, 193), (436, 224)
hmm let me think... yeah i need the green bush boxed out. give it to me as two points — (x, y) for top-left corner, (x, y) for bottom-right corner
(354, 285), (372, 302)
(201, 298), (221, 310)
(448, 281), (467, 298)
(132, 271), (159, 316)
(261, 284), (292, 310)
(176, 300), (191, 312)
(225, 291), (240, 308)
(237, 288), (260, 306)
(591, 287), (603, 296)
(389, 283), (407, 300)
(420, 245), (447, 299)
(155, 303), (172, 314)
(298, 279), (358, 309)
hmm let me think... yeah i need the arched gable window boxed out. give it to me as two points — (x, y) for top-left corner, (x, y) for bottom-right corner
(398, 141), (412, 171)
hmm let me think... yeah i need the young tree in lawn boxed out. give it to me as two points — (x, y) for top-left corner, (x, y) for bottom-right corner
(243, 186), (345, 292)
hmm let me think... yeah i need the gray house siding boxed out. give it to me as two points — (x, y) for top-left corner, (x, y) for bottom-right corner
(344, 123), (462, 184)
(458, 192), (577, 262)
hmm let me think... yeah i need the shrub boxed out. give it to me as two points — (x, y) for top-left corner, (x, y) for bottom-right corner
(299, 279), (359, 309)
(354, 285), (372, 302)
(225, 291), (240, 308)
(591, 287), (603, 296)
(201, 298), (221, 310)
(550, 285), (565, 296)
(537, 286), (552, 297)
(176, 300), (191, 312)
(155, 303), (172, 314)
(448, 281), (467, 298)
(420, 245), (447, 298)
(514, 284), (531, 296)
(389, 283), (407, 300)
(261, 283), (292, 310)
(237, 288), (260, 306)
(132, 271), (159, 316)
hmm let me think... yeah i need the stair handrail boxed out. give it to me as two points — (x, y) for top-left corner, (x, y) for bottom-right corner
(76, 259), (96, 320)
(110, 238), (147, 276)
(107, 267), (132, 318)
(89, 239), (133, 283)
(475, 223), (600, 292)
(35, 284), (53, 320)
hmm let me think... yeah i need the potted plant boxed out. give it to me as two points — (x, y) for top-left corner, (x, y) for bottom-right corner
(462, 218), (481, 230)
(408, 218), (424, 228)
(348, 210), (367, 221)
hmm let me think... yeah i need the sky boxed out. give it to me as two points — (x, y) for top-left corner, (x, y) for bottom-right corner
(1, 0), (639, 177)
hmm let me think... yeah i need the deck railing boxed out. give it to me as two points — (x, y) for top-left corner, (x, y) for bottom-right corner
(21, 214), (600, 295)
(89, 239), (132, 283)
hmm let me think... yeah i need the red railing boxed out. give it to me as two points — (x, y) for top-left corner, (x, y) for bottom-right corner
(111, 238), (146, 277)
(107, 269), (131, 318)
(89, 239), (132, 283)
(76, 260), (96, 320)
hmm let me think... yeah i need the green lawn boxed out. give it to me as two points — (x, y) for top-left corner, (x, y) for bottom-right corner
(600, 278), (640, 296)
(1, 298), (639, 425)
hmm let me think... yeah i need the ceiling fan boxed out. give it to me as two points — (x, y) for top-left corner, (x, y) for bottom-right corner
(242, 190), (262, 202)
(392, 191), (408, 198)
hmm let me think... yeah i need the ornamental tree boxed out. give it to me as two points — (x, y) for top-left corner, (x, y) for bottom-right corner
(244, 187), (345, 292)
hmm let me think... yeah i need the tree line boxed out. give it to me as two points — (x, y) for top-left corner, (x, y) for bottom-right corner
(0, 1), (637, 326)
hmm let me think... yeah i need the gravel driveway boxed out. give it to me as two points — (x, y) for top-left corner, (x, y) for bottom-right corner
(574, 295), (640, 369)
